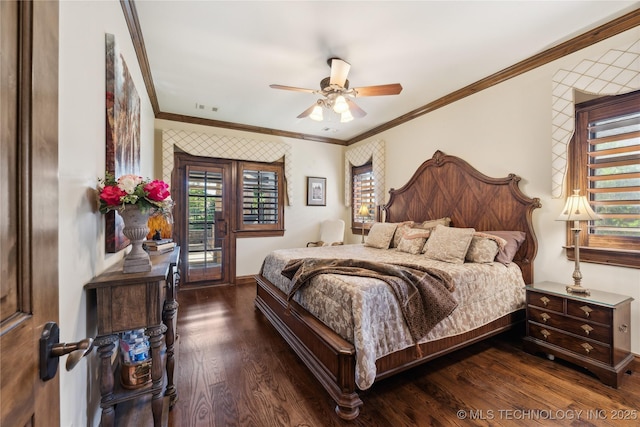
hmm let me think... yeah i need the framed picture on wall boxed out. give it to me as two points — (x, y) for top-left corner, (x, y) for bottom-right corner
(307, 177), (326, 206)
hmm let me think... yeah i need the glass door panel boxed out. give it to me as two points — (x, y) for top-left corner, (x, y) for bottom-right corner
(186, 167), (224, 282)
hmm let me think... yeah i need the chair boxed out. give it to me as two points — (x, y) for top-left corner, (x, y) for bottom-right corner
(307, 219), (345, 247)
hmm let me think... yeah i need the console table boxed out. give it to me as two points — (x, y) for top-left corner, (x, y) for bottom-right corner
(85, 247), (180, 427)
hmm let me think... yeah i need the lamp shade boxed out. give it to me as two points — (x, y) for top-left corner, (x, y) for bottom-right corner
(557, 189), (602, 222)
(340, 110), (354, 123)
(333, 95), (349, 114)
(310, 105), (324, 121)
(358, 204), (370, 217)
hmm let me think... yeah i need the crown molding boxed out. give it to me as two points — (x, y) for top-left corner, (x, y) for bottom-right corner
(121, 3), (639, 146)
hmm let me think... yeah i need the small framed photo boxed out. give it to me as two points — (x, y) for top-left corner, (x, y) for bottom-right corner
(307, 177), (326, 206)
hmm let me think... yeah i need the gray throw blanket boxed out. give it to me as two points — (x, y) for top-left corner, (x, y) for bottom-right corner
(281, 258), (458, 346)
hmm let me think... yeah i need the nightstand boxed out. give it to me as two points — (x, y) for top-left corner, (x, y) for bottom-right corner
(523, 281), (634, 388)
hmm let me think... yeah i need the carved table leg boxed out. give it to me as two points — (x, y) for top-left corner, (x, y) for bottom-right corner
(163, 299), (179, 407)
(147, 324), (167, 427)
(95, 335), (119, 427)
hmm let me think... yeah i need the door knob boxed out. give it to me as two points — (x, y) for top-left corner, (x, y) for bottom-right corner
(40, 322), (94, 381)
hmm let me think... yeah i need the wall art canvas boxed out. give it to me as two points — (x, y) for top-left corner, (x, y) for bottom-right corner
(105, 33), (141, 252)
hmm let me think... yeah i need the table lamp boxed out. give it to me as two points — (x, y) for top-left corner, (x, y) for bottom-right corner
(556, 189), (602, 294)
(358, 204), (370, 244)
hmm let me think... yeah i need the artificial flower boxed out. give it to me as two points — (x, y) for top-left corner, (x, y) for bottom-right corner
(97, 172), (172, 214)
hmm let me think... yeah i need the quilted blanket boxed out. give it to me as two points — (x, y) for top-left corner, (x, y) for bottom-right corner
(281, 258), (457, 344)
(259, 244), (526, 390)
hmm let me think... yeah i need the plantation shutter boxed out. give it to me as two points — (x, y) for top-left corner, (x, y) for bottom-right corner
(587, 112), (640, 239)
(242, 169), (279, 224)
(237, 161), (284, 234)
(352, 163), (374, 225)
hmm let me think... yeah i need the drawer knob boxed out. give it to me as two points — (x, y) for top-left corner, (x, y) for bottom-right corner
(580, 305), (593, 317)
(541, 329), (551, 340)
(619, 324), (628, 333)
(581, 342), (594, 354)
(540, 313), (551, 323)
(581, 324), (593, 335)
(540, 296), (550, 307)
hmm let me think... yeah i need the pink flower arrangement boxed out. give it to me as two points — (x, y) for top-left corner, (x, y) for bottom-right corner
(97, 173), (172, 214)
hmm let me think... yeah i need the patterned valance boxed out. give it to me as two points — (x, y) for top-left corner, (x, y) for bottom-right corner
(551, 39), (639, 199)
(344, 140), (385, 208)
(162, 129), (293, 204)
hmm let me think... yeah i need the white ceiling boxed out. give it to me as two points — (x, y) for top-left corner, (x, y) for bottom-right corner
(135, 1), (639, 142)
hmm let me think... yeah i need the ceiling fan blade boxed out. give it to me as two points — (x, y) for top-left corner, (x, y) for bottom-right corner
(353, 83), (403, 97)
(297, 103), (318, 119)
(270, 84), (316, 94)
(329, 59), (351, 87)
(346, 99), (367, 118)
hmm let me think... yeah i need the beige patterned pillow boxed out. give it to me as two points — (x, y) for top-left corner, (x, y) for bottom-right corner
(397, 228), (431, 255)
(391, 221), (415, 248)
(414, 217), (452, 230)
(423, 224), (475, 264)
(365, 222), (398, 249)
(465, 233), (507, 263)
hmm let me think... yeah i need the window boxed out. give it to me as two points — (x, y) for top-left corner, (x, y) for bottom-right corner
(237, 161), (284, 236)
(567, 90), (640, 268)
(352, 162), (377, 233)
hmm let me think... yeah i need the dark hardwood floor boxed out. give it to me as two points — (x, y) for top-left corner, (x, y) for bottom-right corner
(123, 283), (639, 426)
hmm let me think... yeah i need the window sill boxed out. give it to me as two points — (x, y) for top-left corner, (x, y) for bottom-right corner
(564, 246), (639, 269)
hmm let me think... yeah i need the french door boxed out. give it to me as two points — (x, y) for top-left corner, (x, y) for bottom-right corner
(174, 153), (233, 286)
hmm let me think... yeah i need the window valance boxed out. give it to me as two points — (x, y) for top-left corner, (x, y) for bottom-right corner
(345, 139), (385, 208)
(551, 39), (639, 199)
(162, 129), (293, 205)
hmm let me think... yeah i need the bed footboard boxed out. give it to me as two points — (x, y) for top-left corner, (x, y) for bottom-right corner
(254, 274), (363, 420)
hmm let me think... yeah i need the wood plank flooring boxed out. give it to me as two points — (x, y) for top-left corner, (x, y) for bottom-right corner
(125, 283), (639, 426)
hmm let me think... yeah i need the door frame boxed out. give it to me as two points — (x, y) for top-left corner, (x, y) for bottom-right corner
(172, 151), (237, 286)
(0, 0), (60, 425)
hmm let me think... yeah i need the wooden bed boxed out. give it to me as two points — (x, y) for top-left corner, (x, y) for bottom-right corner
(254, 150), (541, 419)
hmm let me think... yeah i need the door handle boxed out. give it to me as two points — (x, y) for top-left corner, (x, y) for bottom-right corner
(40, 322), (93, 381)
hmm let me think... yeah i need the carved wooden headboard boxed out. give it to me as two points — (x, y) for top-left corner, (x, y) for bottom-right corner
(383, 150), (541, 284)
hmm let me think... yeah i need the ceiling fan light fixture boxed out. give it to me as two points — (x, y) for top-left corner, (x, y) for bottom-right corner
(310, 104), (324, 121)
(332, 95), (349, 114)
(340, 110), (354, 123)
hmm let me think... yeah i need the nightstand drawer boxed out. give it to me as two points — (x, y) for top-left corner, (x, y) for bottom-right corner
(527, 291), (563, 312)
(528, 323), (610, 364)
(566, 300), (612, 325)
(528, 307), (611, 343)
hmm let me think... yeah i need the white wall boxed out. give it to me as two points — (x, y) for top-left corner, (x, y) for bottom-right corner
(58, 1), (156, 426)
(353, 29), (640, 355)
(154, 120), (347, 277)
(57, 3), (639, 425)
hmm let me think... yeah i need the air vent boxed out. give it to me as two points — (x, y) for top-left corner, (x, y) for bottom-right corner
(195, 103), (218, 112)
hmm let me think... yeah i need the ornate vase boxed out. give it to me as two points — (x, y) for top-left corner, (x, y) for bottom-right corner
(119, 205), (152, 273)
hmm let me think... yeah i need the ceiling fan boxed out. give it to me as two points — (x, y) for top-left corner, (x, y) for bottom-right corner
(270, 58), (402, 123)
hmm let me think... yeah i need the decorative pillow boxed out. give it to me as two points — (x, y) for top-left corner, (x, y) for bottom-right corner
(364, 222), (398, 249)
(465, 232), (507, 263)
(414, 217), (452, 230)
(391, 221), (415, 248)
(486, 231), (526, 265)
(397, 229), (431, 255)
(423, 224), (475, 264)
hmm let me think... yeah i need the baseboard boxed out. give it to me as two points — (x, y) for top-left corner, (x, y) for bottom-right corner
(235, 275), (256, 286)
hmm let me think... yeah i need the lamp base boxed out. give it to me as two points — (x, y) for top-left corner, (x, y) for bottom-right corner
(566, 284), (590, 295)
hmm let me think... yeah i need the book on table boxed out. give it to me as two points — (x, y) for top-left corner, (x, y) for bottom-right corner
(143, 238), (172, 246)
(143, 240), (175, 252)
